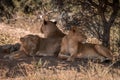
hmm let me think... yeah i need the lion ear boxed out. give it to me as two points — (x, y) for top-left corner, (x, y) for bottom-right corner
(43, 20), (47, 25)
(54, 21), (57, 24)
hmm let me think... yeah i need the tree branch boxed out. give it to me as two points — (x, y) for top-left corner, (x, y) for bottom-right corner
(108, 0), (119, 26)
(105, 0), (113, 6)
(87, 0), (98, 8)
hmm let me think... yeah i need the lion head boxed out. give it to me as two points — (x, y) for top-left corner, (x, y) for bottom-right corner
(40, 20), (65, 38)
(68, 27), (87, 42)
(20, 34), (40, 56)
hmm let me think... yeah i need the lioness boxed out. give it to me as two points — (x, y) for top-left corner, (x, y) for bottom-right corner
(40, 20), (65, 38)
(59, 27), (113, 62)
(4, 34), (61, 59)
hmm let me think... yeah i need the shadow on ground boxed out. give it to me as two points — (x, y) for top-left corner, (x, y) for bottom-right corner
(1, 50), (120, 78)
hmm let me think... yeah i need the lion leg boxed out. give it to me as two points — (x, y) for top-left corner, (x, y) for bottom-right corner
(58, 51), (69, 60)
(67, 53), (78, 61)
(4, 50), (26, 60)
(58, 42), (69, 59)
(66, 45), (78, 61)
(67, 49), (78, 61)
(95, 45), (113, 60)
(58, 44), (69, 59)
(54, 45), (61, 57)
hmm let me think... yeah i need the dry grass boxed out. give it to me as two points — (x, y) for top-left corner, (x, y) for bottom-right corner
(22, 64), (118, 80)
(0, 21), (44, 45)
(1, 60), (120, 80)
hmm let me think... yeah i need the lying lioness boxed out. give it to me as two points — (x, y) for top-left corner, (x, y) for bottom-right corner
(59, 27), (113, 62)
(4, 34), (61, 59)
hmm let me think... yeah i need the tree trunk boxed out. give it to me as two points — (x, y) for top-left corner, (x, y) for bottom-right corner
(97, 0), (119, 48)
(102, 23), (110, 48)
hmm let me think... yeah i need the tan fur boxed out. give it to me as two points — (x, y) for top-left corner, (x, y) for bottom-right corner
(40, 20), (65, 38)
(4, 34), (61, 59)
(59, 27), (113, 61)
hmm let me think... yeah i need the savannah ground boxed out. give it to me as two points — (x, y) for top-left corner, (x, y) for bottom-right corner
(0, 22), (120, 80)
